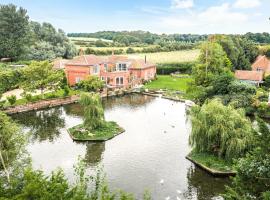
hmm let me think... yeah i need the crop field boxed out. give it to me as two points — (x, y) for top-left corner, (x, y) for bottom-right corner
(127, 49), (200, 64)
(68, 37), (113, 43)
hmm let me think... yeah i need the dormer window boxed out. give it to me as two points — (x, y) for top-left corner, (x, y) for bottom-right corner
(257, 67), (262, 72)
(117, 63), (127, 71)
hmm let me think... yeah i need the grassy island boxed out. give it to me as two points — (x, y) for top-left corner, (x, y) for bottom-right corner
(68, 121), (124, 141)
(69, 93), (124, 142)
(187, 151), (235, 176)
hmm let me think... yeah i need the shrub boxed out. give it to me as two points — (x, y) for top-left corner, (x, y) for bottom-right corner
(157, 62), (196, 75)
(25, 93), (33, 102)
(7, 95), (17, 106)
(63, 86), (70, 97)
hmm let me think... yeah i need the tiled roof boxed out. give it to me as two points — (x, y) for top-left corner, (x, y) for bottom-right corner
(53, 58), (68, 69)
(65, 54), (156, 69)
(251, 55), (270, 72)
(66, 55), (104, 66)
(235, 70), (263, 82)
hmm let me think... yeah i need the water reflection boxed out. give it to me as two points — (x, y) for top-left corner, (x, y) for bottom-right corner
(13, 107), (65, 142)
(84, 142), (105, 167)
(184, 166), (230, 200)
(103, 94), (155, 110)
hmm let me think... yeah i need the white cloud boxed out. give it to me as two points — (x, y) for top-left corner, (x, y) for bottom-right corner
(199, 3), (248, 24)
(233, 0), (261, 9)
(171, 0), (194, 9)
(161, 3), (249, 33)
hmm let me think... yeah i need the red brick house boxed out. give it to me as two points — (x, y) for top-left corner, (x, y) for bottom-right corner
(64, 55), (156, 88)
(235, 55), (270, 86)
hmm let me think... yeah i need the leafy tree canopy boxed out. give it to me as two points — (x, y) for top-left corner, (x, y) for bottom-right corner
(189, 99), (255, 160)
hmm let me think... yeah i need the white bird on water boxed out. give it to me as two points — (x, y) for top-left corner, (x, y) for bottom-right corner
(165, 197), (170, 200)
(160, 179), (164, 185)
(177, 190), (182, 194)
(176, 196), (181, 200)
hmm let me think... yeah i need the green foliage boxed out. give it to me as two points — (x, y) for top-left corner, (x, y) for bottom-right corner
(21, 61), (64, 95)
(6, 95), (16, 105)
(63, 86), (70, 97)
(0, 67), (24, 93)
(80, 93), (104, 131)
(77, 76), (104, 92)
(126, 47), (135, 54)
(0, 111), (27, 182)
(189, 99), (255, 160)
(216, 35), (259, 70)
(193, 42), (231, 87)
(211, 72), (235, 95)
(68, 31), (207, 45)
(0, 4), (30, 60)
(27, 22), (77, 60)
(223, 118), (270, 199)
(244, 32), (270, 44)
(156, 62), (195, 75)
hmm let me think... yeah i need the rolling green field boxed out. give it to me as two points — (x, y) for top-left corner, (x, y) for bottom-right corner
(128, 49), (200, 64)
(144, 75), (193, 92)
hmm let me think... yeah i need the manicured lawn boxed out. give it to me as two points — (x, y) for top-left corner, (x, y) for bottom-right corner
(144, 75), (193, 92)
(68, 121), (124, 141)
(189, 151), (234, 172)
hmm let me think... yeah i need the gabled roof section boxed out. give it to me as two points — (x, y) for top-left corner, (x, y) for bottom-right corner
(251, 55), (270, 72)
(235, 70), (263, 82)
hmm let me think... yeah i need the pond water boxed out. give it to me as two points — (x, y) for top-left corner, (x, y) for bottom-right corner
(12, 94), (230, 200)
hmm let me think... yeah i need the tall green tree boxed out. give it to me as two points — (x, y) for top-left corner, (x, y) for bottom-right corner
(0, 111), (27, 183)
(193, 42), (232, 86)
(189, 99), (255, 160)
(80, 93), (105, 131)
(0, 4), (30, 60)
(21, 61), (64, 96)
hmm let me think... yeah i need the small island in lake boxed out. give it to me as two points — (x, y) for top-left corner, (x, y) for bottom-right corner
(68, 93), (124, 141)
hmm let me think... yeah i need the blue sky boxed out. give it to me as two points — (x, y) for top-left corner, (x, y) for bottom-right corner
(1, 0), (270, 34)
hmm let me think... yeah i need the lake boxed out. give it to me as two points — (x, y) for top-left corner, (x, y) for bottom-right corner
(12, 94), (230, 200)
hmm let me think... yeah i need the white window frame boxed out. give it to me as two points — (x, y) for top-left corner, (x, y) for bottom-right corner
(116, 63), (128, 71)
(93, 65), (100, 74)
(116, 77), (124, 85)
(75, 77), (81, 84)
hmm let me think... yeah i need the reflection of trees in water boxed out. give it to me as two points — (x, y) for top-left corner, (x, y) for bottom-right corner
(103, 94), (154, 110)
(184, 166), (231, 200)
(12, 107), (65, 142)
(83, 142), (105, 167)
(64, 103), (84, 117)
(64, 94), (155, 117)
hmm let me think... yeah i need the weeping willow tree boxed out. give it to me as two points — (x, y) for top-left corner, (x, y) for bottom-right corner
(80, 93), (104, 131)
(189, 99), (255, 160)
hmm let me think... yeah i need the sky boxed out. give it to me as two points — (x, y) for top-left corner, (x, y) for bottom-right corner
(1, 0), (270, 34)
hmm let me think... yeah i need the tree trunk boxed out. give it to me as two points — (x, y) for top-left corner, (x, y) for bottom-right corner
(0, 149), (10, 183)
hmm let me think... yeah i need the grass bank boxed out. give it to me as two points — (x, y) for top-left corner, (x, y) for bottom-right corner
(68, 121), (124, 141)
(188, 151), (235, 173)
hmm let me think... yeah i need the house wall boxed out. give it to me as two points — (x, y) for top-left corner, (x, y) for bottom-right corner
(100, 71), (130, 88)
(65, 65), (91, 86)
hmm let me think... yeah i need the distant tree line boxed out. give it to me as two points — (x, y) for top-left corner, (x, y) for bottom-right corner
(0, 4), (77, 61)
(68, 31), (208, 45)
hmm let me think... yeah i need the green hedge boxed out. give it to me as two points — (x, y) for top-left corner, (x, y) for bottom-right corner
(156, 62), (196, 75)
